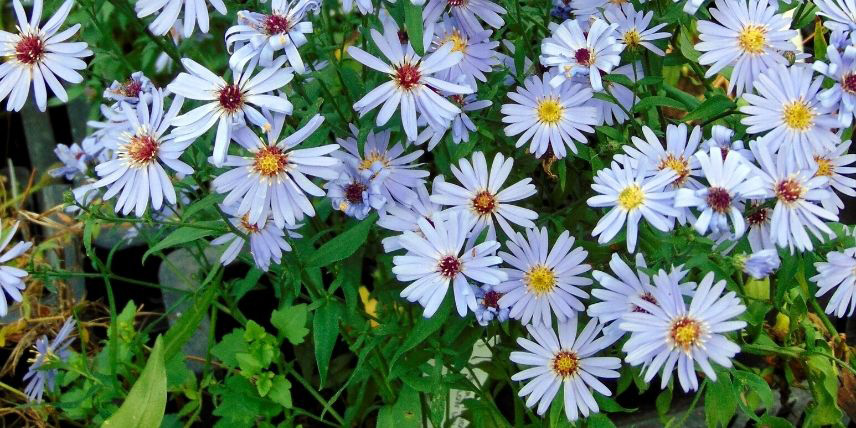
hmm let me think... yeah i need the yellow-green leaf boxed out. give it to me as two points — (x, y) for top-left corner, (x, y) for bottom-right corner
(102, 336), (167, 428)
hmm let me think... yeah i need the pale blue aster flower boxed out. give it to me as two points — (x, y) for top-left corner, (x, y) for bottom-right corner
(431, 15), (501, 85)
(814, 45), (856, 127)
(136, 0), (227, 37)
(0, 221), (31, 317)
(495, 227), (592, 327)
(540, 18), (623, 92)
(226, 0), (320, 73)
(24, 317), (76, 403)
(621, 271), (747, 393)
(378, 176), (446, 253)
(742, 249), (780, 279)
(584, 62), (641, 126)
(814, 139), (856, 216)
(212, 206), (301, 272)
(342, 0), (373, 14)
(474, 284), (509, 326)
(695, 0), (796, 95)
(418, 94), (492, 149)
(812, 247), (856, 317)
(700, 125), (753, 163)
(392, 211), (506, 317)
(212, 114), (339, 228)
(510, 318), (621, 422)
(746, 204), (774, 253)
(49, 143), (89, 181)
(325, 163), (387, 220)
(103, 72), (155, 105)
(0, 0), (93, 112)
(423, 0), (506, 37)
(604, 3), (669, 56)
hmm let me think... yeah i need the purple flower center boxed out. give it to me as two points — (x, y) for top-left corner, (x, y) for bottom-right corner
(746, 208), (769, 226)
(631, 292), (657, 313)
(775, 178), (803, 204)
(394, 64), (421, 90)
(843, 74), (856, 94)
(264, 14), (290, 35)
(482, 290), (502, 309)
(16, 35), (45, 65)
(344, 182), (367, 204)
(575, 48), (593, 66)
(218, 84), (244, 112)
(706, 187), (732, 213)
(438, 255), (462, 278)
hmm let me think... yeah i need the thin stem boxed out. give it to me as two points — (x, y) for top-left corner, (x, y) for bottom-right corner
(284, 364), (345, 425)
(675, 379), (707, 426)
(0, 380), (28, 400)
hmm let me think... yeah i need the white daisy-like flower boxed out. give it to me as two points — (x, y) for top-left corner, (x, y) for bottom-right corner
(586, 62), (641, 126)
(814, 45), (856, 127)
(742, 249), (780, 279)
(694, 0), (797, 95)
(501, 73), (599, 159)
(431, 151), (538, 240)
(587, 158), (679, 253)
(604, 3), (669, 56)
(226, 0), (320, 73)
(675, 147), (766, 239)
(423, 0), (506, 37)
(495, 227), (592, 327)
(621, 271), (746, 392)
(510, 318), (621, 422)
(347, 28), (473, 142)
(0, 221), (32, 317)
(417, 94), (492, 149)
(813, 140), (856, 216)
(750, 141), (838, 253)
(343, 0), (373, 14)
(325, 163), (387, 220)
(392, 211), (507, 317)
(212, 114), (340, 228)
(92, 89), (193, 217)
(212, 207), (302, 272)
(167, 57), (294, 167)
(540, 18), (623, 92)
(741, 65), (840, 169)
(588, 253), (695, 336)
(0, 0), (92, 112)
(335, 125), (429, 207)
(431, 15), (500, 85)
(136, 0), (226, 37)
(378, 176), (445, 253)
(622, 124), (702, 191)
(812, 248), (856, 317)
(49, 143), (89, 181)
(745, 204), (774, 252)
(816, 0), (856, 43)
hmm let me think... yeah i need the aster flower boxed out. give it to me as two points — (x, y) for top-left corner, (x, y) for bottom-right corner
(226, 0), (320, 73)
(816, 0), (856, 43)
(813, 140), (856, 216)
(587, 158), (679, 253)
(749, 140), (838, 253)
(417, 94), (492, 149)
(510, 318), (621, 421)
(347, 28), (473, 142)
(212, 114), (339, 228)
(92, 89), (192, 217)
(391, 211), (507, 317)
(378, 177), (445, 252)
(814, 45), (856, 127)
(675, 147), (766, 238)
(167, 57), (294, 167)
(23, 317), (75, 403)
(136, 0), (227, 37)
(604, 3), (669, 56)
(745, 204), (774, 252)
(540, 18), (623, 92)
(423, 0), (506, 37)
(741, 65), (840, 169)
(742, 249), (780, 279)
(694, 0), (797, 95)
(474, 284), (509, 326)
(325, 163), (387, 219)
(701, 125), (753, 163)
(212, 207), (301, 272)
(335, 125), (429, 207)
(343, 0), (373, 14)
(501, 73), (599, 159)
(812, 248), (856, 317)
(495, 227), (592, 327)
(0, 0), (92, 112)
(0, 221), (32, 317)
(621, 271), (746, 392)
(431, 15), (501, 85)
(588, 63), (641, 126)
(49, 143), (89, 180)
(104, 72), (155, 105)
(431, 151), (538, 240)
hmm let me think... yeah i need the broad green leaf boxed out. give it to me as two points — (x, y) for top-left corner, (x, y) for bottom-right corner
(705, 374), (737, 428)
(679, 26), (700, 62)
(732, 370), (774, 414)
(682, 95), (736, 122)
(305, 213), (377, 268)
(586, 414), (617, 428)
(814, 20), (828, 62)
(211, 330), (249, 368)
(404, 1), (424, 55)
(314, 301), (342, 387)
(162, 284), (217, 361)
(269, 375), (293, 408)
(376, 385), (421, 428)
(389, 298), (451, 371)
(632, 96), (687, 113)
(656, 387), (672, 417)
(141, 221), (223, 262)
(102, 336), (167, 428)
(181, 193), (220, 219)
(759, 415), (795, 428)
(271, 304), (310, 345)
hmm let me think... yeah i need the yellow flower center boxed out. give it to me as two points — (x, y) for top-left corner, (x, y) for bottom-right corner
(472, 190), (497, 215)
(358, 151), (390, 171)
(618, 185), (644, 210)
(782, 101), (814, 131)
(442, 30), (468, 53)
(525, 265), (556, 294)
(552, 351), (580, 378)
(623, 29), (642, 47)
(658, 154), (690, 186)
(254, 147), (288, 176)
(814, 156), (833, 177)
(536, 99), (564, 124)
(738, 25), (767, 55)
(669, 316), (703, 352)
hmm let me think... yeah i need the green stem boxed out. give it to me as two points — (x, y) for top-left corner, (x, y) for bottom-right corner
(284, 364), (345, 425)
(675, 379), (706, 426)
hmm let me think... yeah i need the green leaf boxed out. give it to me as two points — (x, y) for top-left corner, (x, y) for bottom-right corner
(705, 374), (737, 428)
(181, 193), (220, 219)
(656, 387), (672, 417)
(632, 96), (687, 113)
(758, 415), (794, 428)
(376, 385), (422, 428)
(586, 414), (617, 428)
(679, 26), (700, 62)
(814, 20), (828, 62)
(102, 336), (167, 428)
(732, 370), (774, 414)
(314, 301), (342, 387)
(389, 298), (451, 372)
(682, 95), (736, 122)
(269, 375), (293, 409)
(162, 285), (217, 361)
(271, 304), (310, 345)
(404, 1), (424, 55)
(211, 330), (249, 368)
(305, 213), (377, 268)
(141, 222), (222, 262)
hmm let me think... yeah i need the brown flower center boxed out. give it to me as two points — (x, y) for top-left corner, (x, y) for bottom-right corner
(15, 34), (45, 65)
(218, 84), (244, 112)
(552, 351), (580, 378)
(482, 290), (502, 309)
(448, 0), (467, 6)
(706, 187), (732, 213)
(240, 215), (261, 234)
(438, 255), (462, 278)
(843, 74), (856, 94)
(126, 135), (159, 166)
(631, 291), (658, 313)
(471, 191), (497, 216)
(746, 208), (770, 226)
(775, 178), (804, 204)
(575, 48), (594, 66)
(658, 154), (690, 187)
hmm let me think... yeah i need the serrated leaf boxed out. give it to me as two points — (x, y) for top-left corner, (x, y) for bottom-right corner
(269, 375), (293, 408)
(102, 336), (167, 428)
(271, 304), (310, 345)
(314, 301), (341, 387)
(304, 213), (376, 268)
(211, 330), (249, 368)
